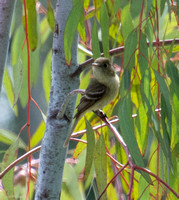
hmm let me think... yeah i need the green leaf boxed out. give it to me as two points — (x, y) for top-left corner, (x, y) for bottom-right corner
(160, 0), (167, 16)
(140, 71), (173, 168)
(84, 0), (90, 10)
(121, 4), (134, 42)
(135, 103), (148, 154)
(3, 69), (18, 116)
(154, 70), (172, 132)
(161, 95), (172, 156)
(31, 121), (45, 148)
(84, 118), (95, 180)
(30, 44), (40, 86)
(13, 59), (23, 106)
(138, 176), (150, 199)
(1, 141), (19, 200)
(40, 17), (51, 45)
(63, 163), (82, 200)
(11, 25), (24, 66)
(0, 129), (26, 149)
(114, 0), (120, 14)
(166, 61), (179, 99)
(94, 133), (107, 199)
(64, 1), (83, 65)
(146, 0), (153, 16)
(130, 0), (142, 18)
(19, 47), (28, 108)
(109, 24), (123, 44)
(93, 0), (102, 20)
(124, 30), (137, 71)
(118, 95), (152, 184)
(26, 0), (38, 50)
(177, 0), (179, 19)
(47, 1), (55, 32)
(100, 2), (109, 58)
(78, 12), (86, 43)
(92, 20), (101, 59)
(139, 32), (148, 76)
(120, 69), (131, 98)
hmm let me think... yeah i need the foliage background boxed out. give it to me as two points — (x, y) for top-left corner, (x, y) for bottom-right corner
(0, 0), (178, 199)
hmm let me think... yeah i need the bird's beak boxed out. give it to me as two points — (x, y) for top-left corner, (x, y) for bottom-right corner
(92, 62), (100, 67)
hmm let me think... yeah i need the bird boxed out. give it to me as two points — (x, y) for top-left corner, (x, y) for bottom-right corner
(64, 57), (120, 147)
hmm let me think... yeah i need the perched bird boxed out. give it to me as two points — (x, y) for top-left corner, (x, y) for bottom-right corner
(64, 57), (120, 147)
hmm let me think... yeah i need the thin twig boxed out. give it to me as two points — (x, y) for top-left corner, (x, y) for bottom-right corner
(0, 146), (41, 179)
(135, 166), (179, 198)
(71, 39), (179, 77)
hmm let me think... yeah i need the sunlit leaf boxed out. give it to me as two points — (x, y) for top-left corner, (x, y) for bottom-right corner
(135, 103), (148, 154)
(138, 176), (150, 199)
(31, 121), (45, 148)
(131, 68), (141, 108)
(63, 163), (82, 200)
(3, 69), (18, 116)
(0, 129), (26, 149)
(78, 12), (86, 43)
(26, 0), (38, 50)
(73, 136), (87, 159)
(93, 0), (102, 20)
(109, 24), (123, 44)
(1, 141), (19, 199)
(47, 1), (55, 32)
(84, 0), (90, 10)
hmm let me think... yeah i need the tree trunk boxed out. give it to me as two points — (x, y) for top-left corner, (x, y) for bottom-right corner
(35, 0), (79, 199)
(0, 0), (17, 92)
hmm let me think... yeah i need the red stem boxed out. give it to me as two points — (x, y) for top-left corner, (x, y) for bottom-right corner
(23, 0), (31, 199)
(135, 166), (179, 198)
(98, 162), (129, 200)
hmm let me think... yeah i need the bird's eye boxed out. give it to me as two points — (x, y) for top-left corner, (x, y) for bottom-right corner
(103, 63), (108, 68)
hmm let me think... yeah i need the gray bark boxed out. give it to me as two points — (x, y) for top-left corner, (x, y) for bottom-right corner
(35, 0), (79, 199)
(0, 0), (16, 92)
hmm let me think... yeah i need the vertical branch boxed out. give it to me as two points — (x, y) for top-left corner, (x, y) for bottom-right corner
(35, 0), (79, 199)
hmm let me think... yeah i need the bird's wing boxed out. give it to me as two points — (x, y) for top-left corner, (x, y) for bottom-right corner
(74, 79), (107, 118)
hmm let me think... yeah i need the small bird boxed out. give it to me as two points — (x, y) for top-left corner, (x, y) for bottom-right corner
(64, 57), (120, 147)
